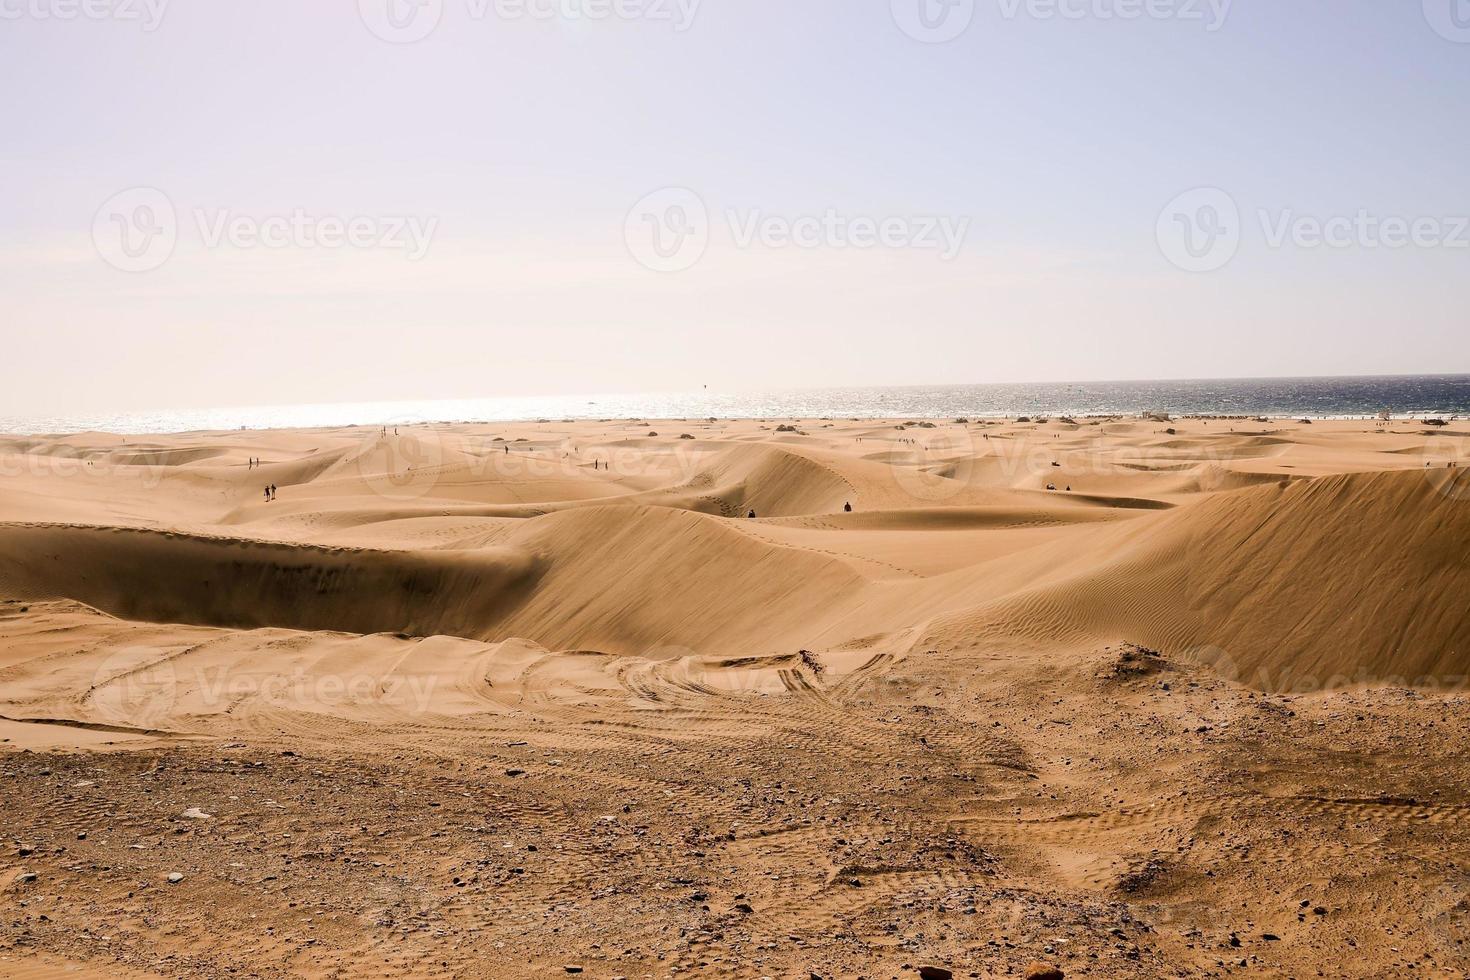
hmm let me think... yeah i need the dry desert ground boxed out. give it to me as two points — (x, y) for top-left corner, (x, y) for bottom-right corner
(1, 416), (1468, 979)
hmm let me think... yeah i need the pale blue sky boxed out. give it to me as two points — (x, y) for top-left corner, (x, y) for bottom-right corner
(3, 0), (1467, 415)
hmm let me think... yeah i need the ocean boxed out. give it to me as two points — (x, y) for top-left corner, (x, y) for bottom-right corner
(5, 374), (1468, 435)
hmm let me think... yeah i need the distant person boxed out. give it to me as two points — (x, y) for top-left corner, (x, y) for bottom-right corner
(747, 509), (757, 519)
(844, 502), (852, 512)
(264, 486), (270, 503)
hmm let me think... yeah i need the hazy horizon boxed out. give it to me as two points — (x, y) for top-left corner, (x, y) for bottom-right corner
(5, 0), (1469, 418)
(32, 370), (1470, 418)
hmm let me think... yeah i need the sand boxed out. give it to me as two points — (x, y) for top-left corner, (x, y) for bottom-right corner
(0, 415), (1468, 978)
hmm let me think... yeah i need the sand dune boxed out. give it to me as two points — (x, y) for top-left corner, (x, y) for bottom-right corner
(939, 468), (1470, 687)
(0, 524), (540, 638)
(2, 416), (1468, 978)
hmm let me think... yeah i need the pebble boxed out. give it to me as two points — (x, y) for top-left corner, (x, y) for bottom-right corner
(167, 872), (185, 884)
(1024, 963), (1064, 980)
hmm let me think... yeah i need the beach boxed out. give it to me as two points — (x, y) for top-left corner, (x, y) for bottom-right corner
(2, 415), (1469, 978)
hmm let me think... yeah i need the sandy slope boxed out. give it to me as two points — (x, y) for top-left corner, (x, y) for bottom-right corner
(1, 416), (1468, 979)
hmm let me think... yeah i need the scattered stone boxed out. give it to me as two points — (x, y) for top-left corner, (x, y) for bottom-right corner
(564, 966), (583, 974)
(918, 967), (954, 980)
(505, 769), (526, 777)
(167, 872), (185, 884)
(1024, 963), (1064, 980)
(14, 871), (37, 885)
(181, 807), (213, 820)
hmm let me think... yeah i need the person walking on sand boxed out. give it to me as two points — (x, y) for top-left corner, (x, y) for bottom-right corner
(844, 501), (852, 512)
(264, 485), (270, 503)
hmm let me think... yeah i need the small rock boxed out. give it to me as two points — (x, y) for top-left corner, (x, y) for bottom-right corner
(505, 769), (526, 777)
(167, 872), (185, 884)
(15, 872), (38, 885)
(1024, 963), (1064, 980)
(563, 967), (583, 975)
(918, 967), (954, 980)
(181, 807), (213, 820)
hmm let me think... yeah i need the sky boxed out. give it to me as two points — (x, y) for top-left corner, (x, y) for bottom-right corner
(2, 0), (1468, 417)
